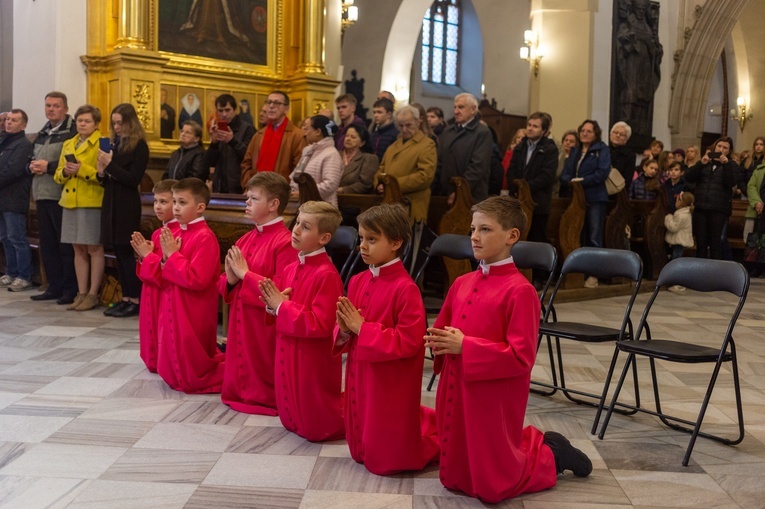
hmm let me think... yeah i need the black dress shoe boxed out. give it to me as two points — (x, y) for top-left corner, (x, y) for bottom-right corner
(543, 431), (592, 477)
(31, 292), (61, 302)
(104, 301), (130, 316)
(57, 294), (77, 305)
(111, 302), (139, 318)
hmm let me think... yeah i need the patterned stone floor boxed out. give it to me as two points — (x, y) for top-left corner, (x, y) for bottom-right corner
(0, 277), (763, 508)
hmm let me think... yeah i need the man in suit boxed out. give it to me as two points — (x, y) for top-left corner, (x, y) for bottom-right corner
(434, 93), (492, 205)
(507, 111), (559, 286)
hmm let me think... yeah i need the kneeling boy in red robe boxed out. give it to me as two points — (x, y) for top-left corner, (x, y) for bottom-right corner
(258, 201), (345, 441)
(155, 178), (225, 393)
(219, 172), (296, 414)
(335, 203), (439, 475)
(131, 179), (178, 373)
(425, 196), (592, 504)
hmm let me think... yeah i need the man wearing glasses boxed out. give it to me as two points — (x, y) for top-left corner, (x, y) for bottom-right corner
(240, 91), (305, 188)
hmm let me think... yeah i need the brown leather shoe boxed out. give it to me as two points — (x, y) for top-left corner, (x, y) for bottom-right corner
(67, 293), (86, 311)
(74, 293), (100, 311)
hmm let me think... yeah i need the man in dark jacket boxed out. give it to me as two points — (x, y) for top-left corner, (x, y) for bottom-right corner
(0, 109), (35, 291)
(27, 92), (78, 303)
(434, 93), (492, 205)
(507, 112), (559, 241)
(207, 94), (255, 194)
(369, 98), (399, 161)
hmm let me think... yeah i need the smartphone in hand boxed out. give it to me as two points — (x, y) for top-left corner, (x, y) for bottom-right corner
(217, 121), (230, 132)
(708, 152), (722, 160)
(100, 137), (111, 153)
(64, 154), (78, 164)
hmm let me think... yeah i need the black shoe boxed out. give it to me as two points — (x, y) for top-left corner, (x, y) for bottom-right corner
(749, 266), (764, 278)
(57, 294), (77, 305)
(111, 302), (139, 318)
(31, 292), (61, 302)
(104, 301), (130, 316)
(543, 431), (592, 477)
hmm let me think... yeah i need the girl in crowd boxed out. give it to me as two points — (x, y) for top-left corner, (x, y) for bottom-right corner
(685, 145), (700, 167)
(289, 115), (343, 206)
(630, 157), (659, 200)
(426, 106), (446, 137)
(98, 103), (149, 317)
(54, 105), (105, 311)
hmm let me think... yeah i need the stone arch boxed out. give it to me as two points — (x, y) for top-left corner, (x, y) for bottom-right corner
(669, 0), (751, 147)
(380, 0), (483, 105)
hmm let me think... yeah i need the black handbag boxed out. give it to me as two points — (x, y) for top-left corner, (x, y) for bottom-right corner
(744, 217), (765, 263)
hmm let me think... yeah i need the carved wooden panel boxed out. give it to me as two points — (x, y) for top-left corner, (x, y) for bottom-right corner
(559, 183), (586, 289)
(438, 177), (474, 288)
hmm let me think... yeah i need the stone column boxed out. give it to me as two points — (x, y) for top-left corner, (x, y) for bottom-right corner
(528, 0), (597, 133)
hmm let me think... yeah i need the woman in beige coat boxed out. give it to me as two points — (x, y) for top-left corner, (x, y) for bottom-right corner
(374, 105), (437, 222)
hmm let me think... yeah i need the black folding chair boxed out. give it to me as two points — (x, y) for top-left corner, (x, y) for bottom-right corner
(326, 225), (359, 289)
(534, 247), (645, 432)
(511, 241), (559, 396)
(597, 258), (749, 466)
(414, 233), (475, 391)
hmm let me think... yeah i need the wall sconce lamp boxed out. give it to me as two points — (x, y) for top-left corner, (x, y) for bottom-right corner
(730, 96), (753, 131)
(342, 1), (359, 35)
(520, 29), (543, 77)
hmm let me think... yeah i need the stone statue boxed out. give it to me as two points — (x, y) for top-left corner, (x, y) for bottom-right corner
(611, 0), (663, 140)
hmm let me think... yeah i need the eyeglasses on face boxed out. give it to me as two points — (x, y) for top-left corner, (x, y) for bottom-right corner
(265, 100), (286, 106)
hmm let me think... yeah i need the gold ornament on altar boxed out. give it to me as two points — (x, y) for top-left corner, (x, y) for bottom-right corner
(132, 83), (153, 129)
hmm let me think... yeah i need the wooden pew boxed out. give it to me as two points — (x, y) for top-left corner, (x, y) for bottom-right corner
(437, 177), (474, 288)
(558, 182), (586, 288)
(512, 179), (535, 241)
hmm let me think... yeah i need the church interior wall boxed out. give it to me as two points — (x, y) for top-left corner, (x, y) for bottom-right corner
(11, 0), (87, 130)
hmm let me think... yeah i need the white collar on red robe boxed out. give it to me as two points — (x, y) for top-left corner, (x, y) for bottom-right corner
(255, 216), (284, 233)
(479, 255), (515, 275)
(178, 217), (205, 230)
(298, 247), (326, 265)
(163, 219), (178, 227)
(369, 257), (401, 277)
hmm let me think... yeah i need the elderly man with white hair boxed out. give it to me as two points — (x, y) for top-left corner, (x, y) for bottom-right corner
(609, 121), (636, 189)
(434, 93), (493, 205)
(374, 104), (437, 223)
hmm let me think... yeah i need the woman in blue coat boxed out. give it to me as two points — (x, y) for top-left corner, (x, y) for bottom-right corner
(560, 120), (611, 288)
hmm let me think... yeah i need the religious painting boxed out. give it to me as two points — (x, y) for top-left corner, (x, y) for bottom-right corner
(160, 85), (178, 139)
(159, 0), (269, 66)
(177, 86), (206, 139)
(234, 92), (260, 128)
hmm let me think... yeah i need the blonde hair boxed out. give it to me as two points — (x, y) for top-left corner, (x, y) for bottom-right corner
(471, 196), (527, 233)
(153, 179), (178, 195)
(678, 192), (694, 212)
(298, 201), (342, 235)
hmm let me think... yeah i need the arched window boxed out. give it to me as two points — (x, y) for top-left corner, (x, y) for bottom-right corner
(421, 0), (461, 86)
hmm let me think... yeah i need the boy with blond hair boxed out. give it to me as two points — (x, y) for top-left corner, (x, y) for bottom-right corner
(130, 179), (178, 372)
(334, 203), (438, 474)
(156, 178), (224, 393)
(425, 196), (591, 503)
(219, 172), (296, 414)
(259, 201), (345, 441)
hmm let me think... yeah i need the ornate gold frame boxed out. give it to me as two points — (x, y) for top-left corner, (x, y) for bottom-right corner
(82, 0), (339, 158)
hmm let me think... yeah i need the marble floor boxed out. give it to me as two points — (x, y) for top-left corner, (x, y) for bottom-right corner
(0, 279), (764, 509)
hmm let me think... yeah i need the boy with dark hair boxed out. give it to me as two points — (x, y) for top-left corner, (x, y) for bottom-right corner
(369, 98), (398, 161)
(219, 172), (296, 414)
(334, 94), (367, 151)
(131, 179), (178, 372)
(425, 196), (591, 504)
(207, 93), (255, 194)
(334, 203), (439, 474)
(258, 201), (345, 441)
(155, 178), (224, 393)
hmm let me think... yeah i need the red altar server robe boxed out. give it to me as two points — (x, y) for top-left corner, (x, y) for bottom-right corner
(219, 220), (296, 414)
(274, 250), (345, 441)
(434, 262), (557, 503)
(136, 221), (179, 372)
(156, 219), (225, 394)
(333, 260), (439, 475)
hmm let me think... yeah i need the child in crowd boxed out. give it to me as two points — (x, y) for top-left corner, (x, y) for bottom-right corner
(663, 160), (686, 213)
(630, 157), (659, 200)
(424, 196), (591, 504)
(219, 173), (296, 414)
(334, 203), (439, 475)
(155, 178), (224, 393)
(130, 179), (178, 372)
(665, 192), (695, 292)
(258, 201), (345, 441)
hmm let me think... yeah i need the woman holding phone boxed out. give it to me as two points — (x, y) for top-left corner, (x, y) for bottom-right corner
(97, 103), (149, 317)
(54, 105), (105, 311)
(684, 136), (737, 259)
